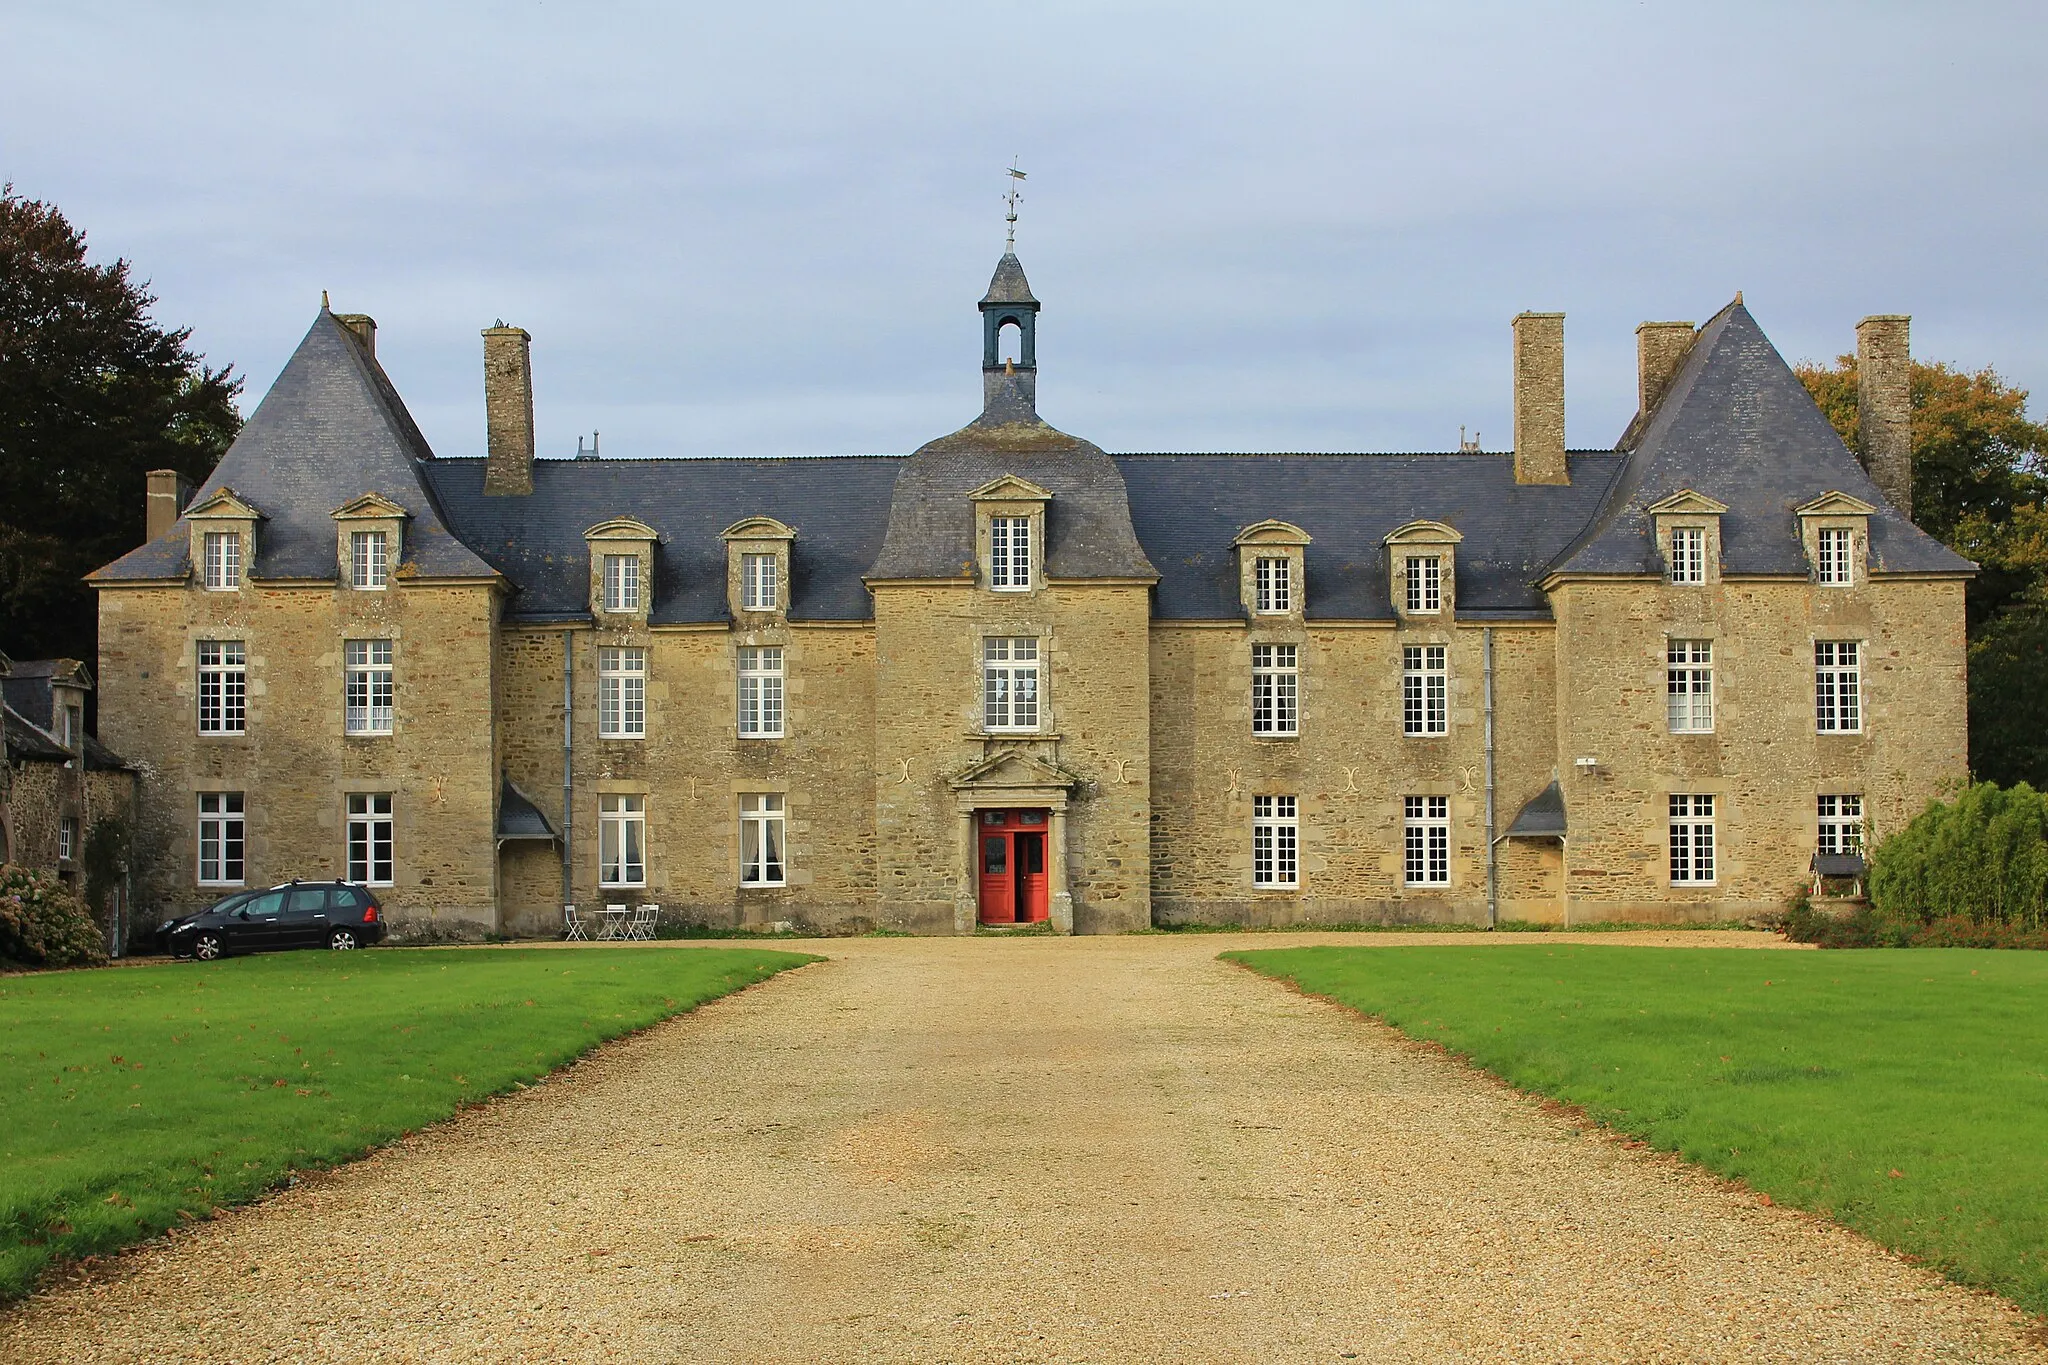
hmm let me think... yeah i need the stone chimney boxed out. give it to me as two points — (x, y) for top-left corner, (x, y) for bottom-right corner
(482, 323), (535, 497)
(1512, 312), (1568, 485)
(335, 314), (377, 357)
(1635, 321), (1696, 417)
(1856, 315), (1912, 519)
(145, 468), (193, 543)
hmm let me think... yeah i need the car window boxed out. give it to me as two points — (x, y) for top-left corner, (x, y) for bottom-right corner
(285, 887), (329, 914)
(206, 891), (256, 916)
(332, 887), (366, 910)
(240, 891), (286, 916)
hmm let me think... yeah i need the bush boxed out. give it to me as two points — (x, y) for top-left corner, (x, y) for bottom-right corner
(0, 864), (110, 969)
(1870, 782), (2048, 930)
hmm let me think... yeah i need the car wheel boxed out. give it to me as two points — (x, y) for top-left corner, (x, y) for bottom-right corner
(193, 933), (226, 962)
(329, 929), (360, 950)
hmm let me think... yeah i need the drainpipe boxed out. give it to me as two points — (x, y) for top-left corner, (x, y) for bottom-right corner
(561, 631), (574, 911)
(1483, 627), (1498, 930)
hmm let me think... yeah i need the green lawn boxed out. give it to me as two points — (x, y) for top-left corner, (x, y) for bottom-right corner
(0, 945), (813, 1304)
(1229, 945), (2048, 1317)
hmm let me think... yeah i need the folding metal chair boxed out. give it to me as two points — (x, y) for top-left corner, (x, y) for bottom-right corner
(562, 904), (587, 941)
(628, 903), (658, 940)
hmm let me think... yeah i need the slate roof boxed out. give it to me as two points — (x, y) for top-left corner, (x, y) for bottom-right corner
(422, 456), (902, 623)
(2, 702), (70, 763)
(1117, 452), (1624, 619)
(496, 777), (558, 841)
(1505, 780), (1568, 838)
(91, 311), (496, 584)
(1553, 300), (1971, 578)
(0, 659), (88, 732)
(981, 252), (1037, 306)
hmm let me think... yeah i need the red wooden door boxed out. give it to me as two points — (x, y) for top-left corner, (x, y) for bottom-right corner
(1015, 831), (1048, 922)
(977, 812), (1014, 924)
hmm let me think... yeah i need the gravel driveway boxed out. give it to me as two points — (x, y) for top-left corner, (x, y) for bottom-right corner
(5, 931), (2041, 1363)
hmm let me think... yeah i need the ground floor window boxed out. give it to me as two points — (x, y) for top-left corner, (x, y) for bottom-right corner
(740, 793), (786, 886)
(1404, 795), (1450, 886)
(198, 792), (245, 885)
(600, 794), (646, 886)
(1252, 795), (1298, 888)
(1818, 794), (1864, 855)
(347, 793), (394, 885)
(1669, 794), (1716, 884)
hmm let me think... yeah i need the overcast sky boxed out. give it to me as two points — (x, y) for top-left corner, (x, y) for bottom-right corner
(6, 3), (2044, 461)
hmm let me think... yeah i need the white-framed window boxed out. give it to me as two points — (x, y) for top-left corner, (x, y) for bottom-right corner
(1818, 794), (1865, 856)
(989, 515), (1032, 591)
(349, 530), (389, 590)
(983, 637), (1040, 731)
(202, 531), (241, 590)
(1404, 794), (1450, 886)
(344, 639), (394, 736)
(599, 794), (646, 886)
(1252, 795), (1298, 888)
(1816, 527), (1854, 586)
(737, 646), (784, 738)
(1402, 644), (1447, 736)
(61, 704), (81, 751)
(58, 816), (77, 863)
(196, 640), (247, 735)
(1669, 526), (1706, 584)
(1669, 794), (1715, 884)
(739, 793), (786, 886)
(197, 792), (245, 886)
(1815, 641), (1862, 733)
(1255, 557), (1291, 614)
(1666, 639), (1713, 733)
(1250, 643), (1299, 736)
(346, 793), (394, 886)
(603, 554), (641, 613)
(598, 647), (647, 739)
(741, 553), (778, 610)
(1404, 556), (1442, 615)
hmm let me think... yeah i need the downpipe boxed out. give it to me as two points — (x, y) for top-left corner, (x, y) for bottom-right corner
(562, 631), (574, 911)
(1484, 627), (1498, 931)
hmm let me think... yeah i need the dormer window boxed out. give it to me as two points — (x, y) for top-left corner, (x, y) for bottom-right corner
(1669, 527), (1706, 584)
(1404, 556), (1442, 614)
(1646, 490), (1728, 588)
(351, 530), (389, 590)
(604, 554), (640, 612)
(720, 516), (795, 620)
(742, 553), (778, 610)
(203, 532), (241, 590)
(1795, 494), (1874, 588)
(990, 516), (1033, 591)
(1254, 557), (1291, 614)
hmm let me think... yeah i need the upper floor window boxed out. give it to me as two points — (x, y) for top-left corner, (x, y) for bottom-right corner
(1404, 556), (1442, 615)
(983, 637), (1040, 731)
(197, 640), (246, 735)
(1668, 794), (1715, 884)
(739, 793), (786, 886)
(202, 532), (241, 590)
(1669, 527), (1706, 584)
(599, 647), (647, 739)
(1666, 639), (1713, 733)
(603, 554), (641, 613)
(742, 553), (778, 610)
(1404, 795), (1449, 886)
(61, 704), (81, 751)
(344, 639), (394, 735)
(1254, 558), (1291, 614)
(1250, 643), (1298, 736)
(350, 531), (389, 590)
(1815, 641), (1862, 733)
(1402, 644), (1447, 736)
(1816, 528), (1854, 586)
(59, 816), (77, 863)
(1252, 795), (1298, 888)
(197, 792), (245, 886)
(599, 794), (645, 887)
(737, 646), (784, 738)
(990, 516), (1032, 591)
(347, 793), (394, 886)
(1818, 794), (1864, 856)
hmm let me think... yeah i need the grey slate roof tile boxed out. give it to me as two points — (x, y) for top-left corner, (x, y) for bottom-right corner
(1505, 779), (1568, 838)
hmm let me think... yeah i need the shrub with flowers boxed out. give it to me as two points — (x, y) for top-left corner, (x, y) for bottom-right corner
(0, 863), (109, 969)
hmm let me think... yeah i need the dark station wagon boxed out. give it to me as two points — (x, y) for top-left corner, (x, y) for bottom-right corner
(156, 882), (386, 960)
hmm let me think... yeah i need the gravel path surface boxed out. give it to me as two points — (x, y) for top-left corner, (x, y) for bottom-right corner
(5, 932), (2042, 1363)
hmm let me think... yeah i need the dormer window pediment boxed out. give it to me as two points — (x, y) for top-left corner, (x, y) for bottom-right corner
(970, 475), (1050, 593)
(1233, 520), (1312, 620)
(721, 516), (796, 619)
(1383, 519), (1462, 619)
(1646, 490), (1726, 586)
(332, 493), (411, 590)
(585, 516), (659, 622)
(1796, 491), (1876, 587)
(186, 488), (265, 591)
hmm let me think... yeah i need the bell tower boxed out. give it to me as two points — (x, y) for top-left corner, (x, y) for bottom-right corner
(980, 252), (1039, 410)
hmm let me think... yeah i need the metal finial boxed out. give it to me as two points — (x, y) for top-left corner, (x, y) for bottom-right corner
(1004, 159), (1027, 250)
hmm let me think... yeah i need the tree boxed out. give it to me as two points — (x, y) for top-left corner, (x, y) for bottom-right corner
(0, 186), (241, 665)
(1797, 354), (2048, 786)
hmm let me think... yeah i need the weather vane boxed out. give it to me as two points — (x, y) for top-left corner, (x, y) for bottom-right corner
(1004, 158), (1027, 250)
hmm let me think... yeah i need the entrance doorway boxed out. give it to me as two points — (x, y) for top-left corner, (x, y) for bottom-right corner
(977, 809), (1050, 925)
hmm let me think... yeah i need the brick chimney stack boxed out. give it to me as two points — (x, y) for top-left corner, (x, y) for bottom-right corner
(482, 323), (535, 497)
(335, 314), (377, 357)
(145, 469), (193, 543)
(1511, 312), (1568, 485)
(1856, 315), (1913, 519)
(1635, 321), (1696, 418)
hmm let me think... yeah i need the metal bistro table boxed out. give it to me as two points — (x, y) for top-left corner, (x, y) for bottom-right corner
(597, 903), (630, 941)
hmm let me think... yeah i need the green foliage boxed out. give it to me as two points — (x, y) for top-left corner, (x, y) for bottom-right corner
(1868, 782), (2048, 930)
(0, 185), (242, 663)
(1967, 589), (2048, 788)
(1232, 945), (2048, 1316)
(0, 863), (107, 969)
(0, 945), (812, 1303)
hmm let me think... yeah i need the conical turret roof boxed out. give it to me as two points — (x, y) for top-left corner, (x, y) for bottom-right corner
(980, 251), (1038, 308)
